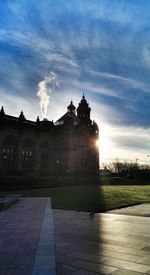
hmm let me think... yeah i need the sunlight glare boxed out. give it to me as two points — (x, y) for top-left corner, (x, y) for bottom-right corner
(96, 139), (99, 148)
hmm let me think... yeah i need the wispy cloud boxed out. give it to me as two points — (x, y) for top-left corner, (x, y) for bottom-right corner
(0, 0), (150, 162)
(89, 70), (150, 93)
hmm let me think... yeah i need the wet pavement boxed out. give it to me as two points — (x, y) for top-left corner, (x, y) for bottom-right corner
(54, 208), (150, 274)
(0, 199), (150, 275)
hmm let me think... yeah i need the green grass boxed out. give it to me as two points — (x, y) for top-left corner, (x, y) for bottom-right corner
(2, 185), (150, 212)
(102, 185), (150, 211)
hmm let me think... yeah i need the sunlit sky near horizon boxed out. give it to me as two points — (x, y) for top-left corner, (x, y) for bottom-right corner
(0, 0), (150, 164)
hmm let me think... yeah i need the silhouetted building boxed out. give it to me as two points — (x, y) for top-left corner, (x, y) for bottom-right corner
(0, 95), (99, 186)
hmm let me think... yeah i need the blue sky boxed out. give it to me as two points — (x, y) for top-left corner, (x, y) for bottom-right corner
(0, 0), (150, 163)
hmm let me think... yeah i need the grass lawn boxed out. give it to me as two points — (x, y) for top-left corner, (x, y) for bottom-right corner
(3, 185), (150, 212)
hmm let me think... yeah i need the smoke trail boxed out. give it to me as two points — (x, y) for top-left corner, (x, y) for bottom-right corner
(37, 72), (59, 118)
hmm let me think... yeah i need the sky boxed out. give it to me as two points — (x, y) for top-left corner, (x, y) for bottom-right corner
(0, 0), (150, 164)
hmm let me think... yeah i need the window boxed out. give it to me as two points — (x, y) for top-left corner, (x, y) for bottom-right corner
(2, 135), (17, 169)
(39, 151), (48, 169)
(22, 139), (34, 168)
(39, 141), (49, 170)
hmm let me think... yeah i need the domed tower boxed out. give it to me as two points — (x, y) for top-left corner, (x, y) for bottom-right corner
(77, 94), (91, 125)
(55, 100), (79, 126)
(67, 100), (76, 113)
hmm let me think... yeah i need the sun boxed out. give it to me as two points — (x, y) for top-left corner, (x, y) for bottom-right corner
(96, 139), (99, 148)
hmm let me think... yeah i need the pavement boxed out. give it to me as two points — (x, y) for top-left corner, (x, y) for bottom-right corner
(0, 198), (150, 275)
(108, 203), (150, 217)
(54, 207), (150, 275)
(0, 198), (56, 275)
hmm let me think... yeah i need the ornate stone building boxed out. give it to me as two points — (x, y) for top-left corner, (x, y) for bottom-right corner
(0, 95), (99, 186)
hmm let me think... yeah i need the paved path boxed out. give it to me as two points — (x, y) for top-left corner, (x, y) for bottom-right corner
(0, 200), (150, 275)
(0, 198), (56, 275)
(108, 203), (150, 217)
(54, 209), (150, 275)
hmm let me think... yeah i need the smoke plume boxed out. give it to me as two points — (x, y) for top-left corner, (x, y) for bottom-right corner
(37, 72), (59, 118)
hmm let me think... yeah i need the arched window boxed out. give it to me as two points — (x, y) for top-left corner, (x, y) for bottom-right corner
(22, 138), (34, 169)
(2, 135), (17, 169)
(39, 141), (49, 170)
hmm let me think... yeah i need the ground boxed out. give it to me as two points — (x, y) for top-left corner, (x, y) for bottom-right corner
(4, 185), (150, 212)
(55, 207), (150, 275)
(0, 198), (150, 274)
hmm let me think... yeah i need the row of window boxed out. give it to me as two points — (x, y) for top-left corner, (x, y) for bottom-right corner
(2, 147), (48, 170)
(1, 136), (50, 170)
(1, 135), (97, 172)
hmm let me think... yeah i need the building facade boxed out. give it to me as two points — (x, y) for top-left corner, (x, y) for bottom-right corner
(0, 95), (99, 186)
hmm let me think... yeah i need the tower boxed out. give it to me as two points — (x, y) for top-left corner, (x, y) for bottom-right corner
(77, 94), (91, 125)
(67, 100), (76, 113)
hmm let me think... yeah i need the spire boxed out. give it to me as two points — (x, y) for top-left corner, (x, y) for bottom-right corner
(36, 116), (40, 123)
(67, 100), (76, 113)
(81, 93), (87, 104)
(77, 95), (91, 124)
(0, 106), (5, 116)
(19, 110), (26, 121)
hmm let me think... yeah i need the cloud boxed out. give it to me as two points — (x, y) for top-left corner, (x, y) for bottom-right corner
(113, 133), (150, 151)
(88, 70), (150, 93)
(1, 0), (150, 162)
(98, 123), (150, 163)
(0, 92), (39, 120)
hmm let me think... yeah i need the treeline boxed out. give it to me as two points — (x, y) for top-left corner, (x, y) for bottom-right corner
(101, 161), (150, 184)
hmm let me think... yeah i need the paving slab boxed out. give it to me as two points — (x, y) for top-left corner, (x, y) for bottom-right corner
(108, 203), (150, 217)
(0, 198), (56, 275)
(0, 199), (150, 275)
(54, 210), (150, 275)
